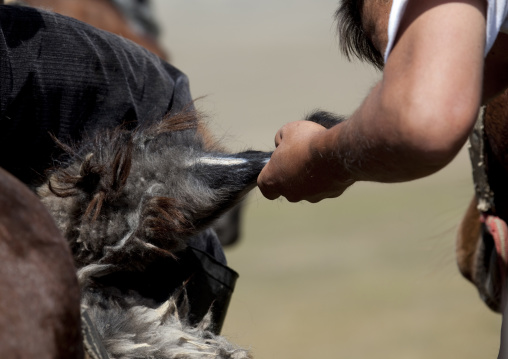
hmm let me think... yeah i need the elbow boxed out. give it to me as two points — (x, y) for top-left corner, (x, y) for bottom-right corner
(381, 95), (479, 176)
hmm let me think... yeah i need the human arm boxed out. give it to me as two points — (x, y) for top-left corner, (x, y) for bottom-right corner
(258, 0), (487, 202)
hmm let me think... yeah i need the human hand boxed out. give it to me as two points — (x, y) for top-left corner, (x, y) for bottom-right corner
(257, 120), (354, 203)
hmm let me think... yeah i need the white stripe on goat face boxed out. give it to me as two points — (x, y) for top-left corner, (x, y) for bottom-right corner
(185, 156), (269, 167)
(186, 156), (247, 167)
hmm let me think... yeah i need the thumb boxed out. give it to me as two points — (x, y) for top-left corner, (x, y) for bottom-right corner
(257, 162), (281, 200)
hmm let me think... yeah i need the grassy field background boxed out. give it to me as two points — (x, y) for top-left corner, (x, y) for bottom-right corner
(153, 0), (501, 357)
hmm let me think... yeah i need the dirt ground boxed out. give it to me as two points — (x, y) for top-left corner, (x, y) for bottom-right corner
(153, 1), (501, 357)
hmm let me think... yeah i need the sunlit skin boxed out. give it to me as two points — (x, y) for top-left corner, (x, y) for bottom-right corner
(257, 0), (508, 203)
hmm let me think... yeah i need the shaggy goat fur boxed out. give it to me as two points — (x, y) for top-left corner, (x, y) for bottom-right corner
(37, 110), (269, 359)
(81, 289), (251, 359)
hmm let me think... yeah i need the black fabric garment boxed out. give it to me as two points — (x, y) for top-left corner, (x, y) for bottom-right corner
(0, 5), (192, 187)
(94, 246), (238, 335)
(0, 5), (234, 331)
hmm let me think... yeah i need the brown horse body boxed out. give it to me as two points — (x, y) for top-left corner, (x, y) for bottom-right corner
(0, 168), (82, 358)
(8, 0), (167, 59)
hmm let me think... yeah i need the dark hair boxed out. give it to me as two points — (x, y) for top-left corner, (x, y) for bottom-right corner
(335, 0), (384, 70)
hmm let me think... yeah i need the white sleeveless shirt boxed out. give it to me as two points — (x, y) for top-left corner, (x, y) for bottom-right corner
(384, 0), (508, 62)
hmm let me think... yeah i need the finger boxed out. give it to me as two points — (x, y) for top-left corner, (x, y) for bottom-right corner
(274, 128), (283, 148)
(257, 181), (281, 200)
(305, 187), (346, 203)
(260, 189), (281, 201)
(257, 167), (281, 201)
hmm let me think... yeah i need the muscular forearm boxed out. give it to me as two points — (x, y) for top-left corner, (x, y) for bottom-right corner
(258, 72), (482, 202)
(314, 80), (479, 185)
(258, 0), (487, 202)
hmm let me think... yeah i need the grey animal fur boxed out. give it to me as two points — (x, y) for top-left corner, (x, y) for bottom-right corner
(37, 110), (269, 359)
(82, 289), (251, 359)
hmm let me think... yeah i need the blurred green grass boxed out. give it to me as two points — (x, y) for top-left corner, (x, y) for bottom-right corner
(222, 151), (501, 359)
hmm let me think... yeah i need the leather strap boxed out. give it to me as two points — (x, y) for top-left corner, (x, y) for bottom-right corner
(81, 308), (110, 359)
(469, 105), (495, 213)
